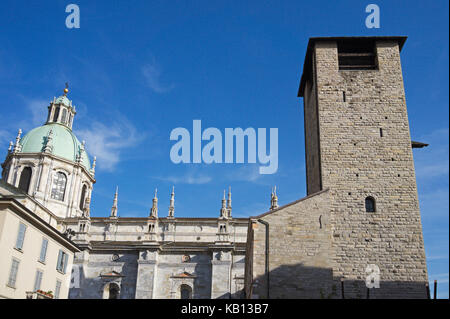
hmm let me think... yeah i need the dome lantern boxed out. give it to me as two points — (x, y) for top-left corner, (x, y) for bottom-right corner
(46, 83), (76, 129)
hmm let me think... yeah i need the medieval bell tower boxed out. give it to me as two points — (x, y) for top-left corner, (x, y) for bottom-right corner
(298, 36), (428, 298)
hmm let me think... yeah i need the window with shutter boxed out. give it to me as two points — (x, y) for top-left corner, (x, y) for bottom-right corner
(8, 259), (20, 287)
(39, 238), (48, 263)
(56, 250), (68, 273)
(15, 223), (27, 250)
(34, 270), (43, 291)
(55, 280), (62, 299)
(56, 250), (63, 271)
(63, 253), (69, 274)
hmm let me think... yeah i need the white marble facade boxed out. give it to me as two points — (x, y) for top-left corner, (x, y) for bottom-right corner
(66, 216), (248, 299)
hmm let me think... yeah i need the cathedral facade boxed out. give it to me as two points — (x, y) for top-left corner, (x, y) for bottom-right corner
(0, 36), (429, 299)
(0, 86), (248, 299)
(66, 188), (249, 299)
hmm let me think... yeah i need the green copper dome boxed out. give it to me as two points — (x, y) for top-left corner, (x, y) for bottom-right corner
(19, 123), (91, 171)
(54, 95), (71, 106)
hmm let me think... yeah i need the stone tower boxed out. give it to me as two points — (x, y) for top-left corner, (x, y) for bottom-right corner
(298, 36), (428, 297)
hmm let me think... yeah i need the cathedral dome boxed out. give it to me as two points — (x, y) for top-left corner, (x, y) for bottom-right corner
(19, 123), (91, 171)
(54, 95), (71, 106)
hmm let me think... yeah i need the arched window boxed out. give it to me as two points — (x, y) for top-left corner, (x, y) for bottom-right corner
(51, 172), (67, 201)
(79, 184), (87, 210)
(61, 109), (67, 124)
(365, 196), (376, 212)
(2, 165), (10, 181)
(109, 284), (119, 299)
(53, 107), (60, 122)
(103, 283), (120, 299)
(180, 284), (192, 299)
(18, 167), (32, 193)
(46, 109), (51, 123)
(68, 114), (73, 127)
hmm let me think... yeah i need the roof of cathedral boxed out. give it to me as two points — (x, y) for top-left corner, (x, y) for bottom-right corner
(19, 123), (91, 171)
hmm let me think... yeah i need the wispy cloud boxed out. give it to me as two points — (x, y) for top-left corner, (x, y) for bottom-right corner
(8, 96), (145, 172)
(155, 172), (212, 185)
(415, 127), (449, 179)
(227, 165), (262, 183)
(0, 129), (12, 147)
(416, 161), (449, 178)
(0, 97), (49, 146)
(76, 115), (144, 171)
(234, 201), (269, 218)
(142, 58), (174, 93)
(427, 255), (449, 261)
(14, 98), (49, 132)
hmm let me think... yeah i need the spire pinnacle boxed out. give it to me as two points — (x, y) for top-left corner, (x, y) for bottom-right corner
(220, 189), (228, 218)
(270, 185), (279, 210)
(110, 186), (118, 218)
(168, 186), (175, 218)
(150, 188), (158, 218)
(91, 156), (97, 174)
(13, 129), (22, 153)
(64, 82), (69, 96)
(227, 186), (232, 218)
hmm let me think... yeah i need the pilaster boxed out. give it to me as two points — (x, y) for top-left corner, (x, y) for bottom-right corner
(135, 249), (158, 299)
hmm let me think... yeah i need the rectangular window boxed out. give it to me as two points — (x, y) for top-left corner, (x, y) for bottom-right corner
(56, 250), (69, 273)
(55, 280), (62, 299)
(39, 238), (48, 263)
(15, 223), (27, 250)
(34, 270), (43, 291)
(338, 39), (377, 70)
(8, 259), (20, 288)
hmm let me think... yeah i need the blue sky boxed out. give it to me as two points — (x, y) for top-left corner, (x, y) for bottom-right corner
(0, 0), (448, 298)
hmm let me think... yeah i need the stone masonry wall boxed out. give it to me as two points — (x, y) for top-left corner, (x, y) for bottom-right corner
(246, 189), (333, 299)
